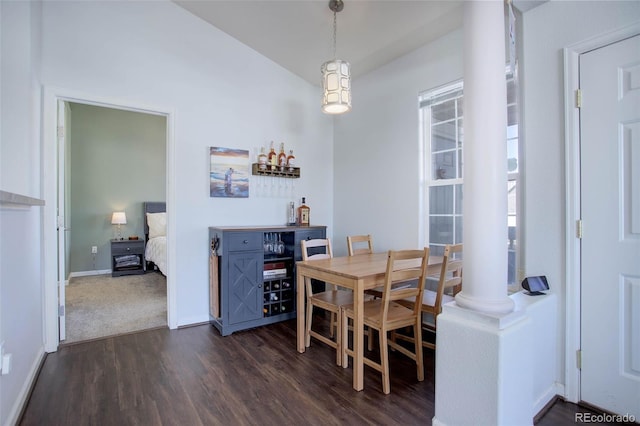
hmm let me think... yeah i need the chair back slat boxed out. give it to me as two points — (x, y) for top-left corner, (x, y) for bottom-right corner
(301, 238), (334, 292)
(434, 244), (463, 313)
(380, 248), (430, 321)
(347, 234), (374, 256)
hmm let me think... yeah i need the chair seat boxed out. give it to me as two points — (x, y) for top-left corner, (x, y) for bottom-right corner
(398, 289), (455, 313)
(420, 290), (455, 313)
(365, 280), (417, 299)
(309, 290), (355, 312)
(343, 299), (416, 330)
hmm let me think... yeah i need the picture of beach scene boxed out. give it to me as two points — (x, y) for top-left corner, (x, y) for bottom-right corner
(210, 147), (249, 198)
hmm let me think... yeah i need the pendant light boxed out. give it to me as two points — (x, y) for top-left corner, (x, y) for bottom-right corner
(321, 0), (351, 114)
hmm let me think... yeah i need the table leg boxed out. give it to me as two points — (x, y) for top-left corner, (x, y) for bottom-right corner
(353, 279), (364, 391)
(296, 267), (305, 353)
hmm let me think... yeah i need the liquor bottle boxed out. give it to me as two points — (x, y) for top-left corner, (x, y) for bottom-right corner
(286, 149), (296, 172)
(268, 141), (277, 170)
(297, 197), (310, 226)
(278, 143), (287, 171)
(258, 147), (268, 170)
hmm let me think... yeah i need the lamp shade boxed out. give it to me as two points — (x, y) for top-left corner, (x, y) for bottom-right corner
(321, 59), (351, 114)
(111, 211), (127, 225)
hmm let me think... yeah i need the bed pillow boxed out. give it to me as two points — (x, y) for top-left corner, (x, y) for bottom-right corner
(147, 212), (166, 239)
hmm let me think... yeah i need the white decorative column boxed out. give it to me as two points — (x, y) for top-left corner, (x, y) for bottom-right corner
(433, 2), (532, 425)
(455, 0), (514, 315)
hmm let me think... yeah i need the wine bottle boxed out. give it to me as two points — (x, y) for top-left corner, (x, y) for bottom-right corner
(278, 143), (287, 171)
(258, 147), (268, 170)
(268, 141), (277, 171)
(286, 150), (296, 172)
(297, 197), (310, 226)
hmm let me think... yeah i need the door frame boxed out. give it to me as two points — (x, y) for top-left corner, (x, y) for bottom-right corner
(56, 99), (67, 341)
(563, 22), (640, 404)
(42, 86), (177, 352)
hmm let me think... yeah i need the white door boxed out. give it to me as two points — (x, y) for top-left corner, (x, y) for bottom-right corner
(57, 100), (68, 341)
(580, 34), (640, 418)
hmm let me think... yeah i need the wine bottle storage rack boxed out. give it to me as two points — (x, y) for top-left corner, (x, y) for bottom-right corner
(252, 163), (300, 178)
(263, 279), (294, 317)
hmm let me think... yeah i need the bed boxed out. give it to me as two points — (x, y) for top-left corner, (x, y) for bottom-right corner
(144, 202), (167, 276)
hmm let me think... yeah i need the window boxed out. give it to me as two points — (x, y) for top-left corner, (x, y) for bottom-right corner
(420, 69), (519, 285)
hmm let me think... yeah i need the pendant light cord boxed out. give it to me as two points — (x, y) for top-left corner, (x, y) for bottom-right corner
(332, 9), (337, 60)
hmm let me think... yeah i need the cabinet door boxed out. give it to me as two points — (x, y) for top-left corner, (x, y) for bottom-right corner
(227, 251), (262, 324)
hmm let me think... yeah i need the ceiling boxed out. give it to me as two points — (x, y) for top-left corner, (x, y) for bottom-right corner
(174, 0), (544, 87)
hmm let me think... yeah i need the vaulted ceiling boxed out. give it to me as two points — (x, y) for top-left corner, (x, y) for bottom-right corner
(174, 1), (544, 86)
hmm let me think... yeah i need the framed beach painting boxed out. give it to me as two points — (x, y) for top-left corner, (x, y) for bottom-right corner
(210, 147), (249, 198)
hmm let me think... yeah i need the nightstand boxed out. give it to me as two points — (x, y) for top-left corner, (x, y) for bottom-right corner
(111, 239), (145, 277)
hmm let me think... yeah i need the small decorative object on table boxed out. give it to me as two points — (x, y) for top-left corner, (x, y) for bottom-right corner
(287, 201), (296, 226)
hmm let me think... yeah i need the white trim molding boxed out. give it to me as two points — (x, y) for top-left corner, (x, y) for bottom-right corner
(42, 86), (177, 352)
(563, 22), (640, 404)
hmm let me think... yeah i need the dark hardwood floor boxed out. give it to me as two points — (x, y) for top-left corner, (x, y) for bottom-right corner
(20, 317), (611, 425)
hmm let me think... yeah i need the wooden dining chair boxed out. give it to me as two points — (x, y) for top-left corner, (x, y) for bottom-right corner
(341, 248), (430, 394)
(396, 243), (463, 350)
(346, 234), (380, 350)
(346, 234), (374, 256)
(347, 234), (380, 296)
(301, 238), (354, 366)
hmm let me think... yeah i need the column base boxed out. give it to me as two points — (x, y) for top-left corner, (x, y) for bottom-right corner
(433, 301), (533, 426)
(455, 291), (515, 314)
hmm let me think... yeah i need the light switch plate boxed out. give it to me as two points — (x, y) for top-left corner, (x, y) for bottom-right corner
(1, 353), (11, 375)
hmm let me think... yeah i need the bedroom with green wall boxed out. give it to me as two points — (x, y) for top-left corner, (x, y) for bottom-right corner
(68, 103), (166, 275)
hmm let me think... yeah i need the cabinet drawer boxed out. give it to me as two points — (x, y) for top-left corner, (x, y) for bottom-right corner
(227, 232), (262, 251)
(111, 241), (144, 255)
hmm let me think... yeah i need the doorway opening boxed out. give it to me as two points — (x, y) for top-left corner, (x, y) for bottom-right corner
(63, 102), (167, 343)
(42, 88), (176, 352)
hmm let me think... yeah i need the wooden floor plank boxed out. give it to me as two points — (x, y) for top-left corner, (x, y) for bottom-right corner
(19, 318), (609, 425)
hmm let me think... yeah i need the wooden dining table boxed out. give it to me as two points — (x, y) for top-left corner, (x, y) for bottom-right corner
(296, 252), (443, 391)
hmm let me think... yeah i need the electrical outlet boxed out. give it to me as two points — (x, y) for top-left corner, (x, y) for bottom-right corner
(91, 246), (97, 254)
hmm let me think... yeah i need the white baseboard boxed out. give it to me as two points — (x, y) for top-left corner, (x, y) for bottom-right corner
(177, 315), (210, 329)
(533, 382), (565, 416)
(68, 269), (111, 279)
(6, 346), (46, 426)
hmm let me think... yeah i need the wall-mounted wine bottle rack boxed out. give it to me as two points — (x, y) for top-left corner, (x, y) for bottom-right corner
(251, 163), (300, 178)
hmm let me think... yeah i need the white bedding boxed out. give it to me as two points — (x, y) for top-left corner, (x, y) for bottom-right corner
(145, 236), (167, 276)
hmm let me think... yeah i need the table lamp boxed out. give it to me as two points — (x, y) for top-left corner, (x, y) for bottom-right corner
(111, 211), (127, 240)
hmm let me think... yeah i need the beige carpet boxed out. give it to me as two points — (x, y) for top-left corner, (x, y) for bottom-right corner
(65, 272), (167, 343)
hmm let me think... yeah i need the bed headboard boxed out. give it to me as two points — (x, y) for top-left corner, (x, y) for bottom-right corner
(143, 202), (166, 241)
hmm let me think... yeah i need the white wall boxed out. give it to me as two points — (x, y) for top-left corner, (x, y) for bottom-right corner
(333, 29), (464, 256)
(0, 1), (46, 424)
(334, 0), (639, 411)
(520, 0), (640, 397)
(40, 1), (334, 326)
